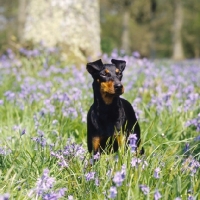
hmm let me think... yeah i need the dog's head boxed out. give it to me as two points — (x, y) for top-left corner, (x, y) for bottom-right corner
(87, 59), (126, 104)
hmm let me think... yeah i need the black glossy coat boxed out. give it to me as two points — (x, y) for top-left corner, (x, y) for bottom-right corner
(86, 59), (141, 154)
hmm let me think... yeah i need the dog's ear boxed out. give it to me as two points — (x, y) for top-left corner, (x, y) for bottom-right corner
(111, 59), (126, 72)
(86, 59), (104, 76)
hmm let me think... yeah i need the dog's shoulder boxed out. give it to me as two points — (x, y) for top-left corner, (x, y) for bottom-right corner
(120, 98), (133, 109)
(120, 98), (136, 117)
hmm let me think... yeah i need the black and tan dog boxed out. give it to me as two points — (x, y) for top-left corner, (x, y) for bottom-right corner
(86, 59), (142, 156)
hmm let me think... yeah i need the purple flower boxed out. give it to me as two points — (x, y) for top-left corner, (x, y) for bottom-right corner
(182, 156), (200, 176)
(85, 172), (95, 181)
(29, 169), (66, 199)
(0, 147), (11, 155)
(128, 134), (137, 152)
(43, 188), (67, 200)
(36, 169), (55, 194)
(21, 129), (26, 136)
(108, 186), (117, 199)
(32, 134), (47, 148)
(0, 99), (4, 105)
(62, 139), (86, 160)
(112, 165), (126, 187)
(133, 51), (140, 58)
(154, 189), (162, 200)
(93, 152), (100, 160)
(4, 91), (15, 102)
(131, 158), (141, 168)
(58, 156), (69, 168)
(188, 195), (194, 200)
(50, 139), (86, 168)
(0, 193), (10, 200)
(154, 167), (161, 179)
(113, 172), (124, 187)
(185, 114), (200, 132)
(95, 178), (99, 186)
(139, 184), (150, 195)
(68, 195), (74, 200)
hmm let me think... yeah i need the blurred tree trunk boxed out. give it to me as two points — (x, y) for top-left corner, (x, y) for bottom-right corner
(17, 0), (27, 42)
(172, 0), (184, 60)
(121, 9), (130, 54)
(21, 0), (101, 63)
(121, 0), (132, 54)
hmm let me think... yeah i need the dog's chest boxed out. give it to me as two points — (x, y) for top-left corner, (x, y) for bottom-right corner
(98, 106), (126, 136)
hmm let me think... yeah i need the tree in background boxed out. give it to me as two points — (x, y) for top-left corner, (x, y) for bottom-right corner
(17, 0), (26, 43)
(1, 0), (200, 59)
(18, 0), (101, 63)
(0, 0), (18, 52)
(121, 0), (133, 54)
(183, 0), (200, 58)
(172, 0), (184, 60)
(100, 0), (200, 59)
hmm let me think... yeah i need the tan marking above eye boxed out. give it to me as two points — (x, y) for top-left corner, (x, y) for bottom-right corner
(115, 69), (119, 73)
(97, 79), (99, 82)
(105, 69), (110, 73)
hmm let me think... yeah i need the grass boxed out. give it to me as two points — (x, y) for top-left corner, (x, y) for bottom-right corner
(0, 48), (199, 200)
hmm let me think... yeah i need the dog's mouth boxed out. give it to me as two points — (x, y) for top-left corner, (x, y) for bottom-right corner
(103, 89), (124, 96)
(100, 81), (124, 96)
(114, 87), (124, 96)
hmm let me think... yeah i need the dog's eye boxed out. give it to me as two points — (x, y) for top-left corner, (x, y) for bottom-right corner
(116, 71), (122, 76)
(100, 72), (111, 77)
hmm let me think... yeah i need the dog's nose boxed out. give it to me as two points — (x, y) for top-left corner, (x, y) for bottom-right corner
(114, 83), (123, 90)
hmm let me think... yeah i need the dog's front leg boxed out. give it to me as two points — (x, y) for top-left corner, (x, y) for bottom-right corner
(92, 136), (101, 157)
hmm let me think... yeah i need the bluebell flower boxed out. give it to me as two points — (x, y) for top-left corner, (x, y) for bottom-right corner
(68, 195), (74, 200)
(0, 193), (10, 200)
(131, 158), (141, 168)
(95, 178), (99, 186)
(154, 189), (162, 200)
(85, 172), (95, 181)
(113, 165), (126, 187)
(154, 167), (161, 179)
(188, 195), (194, 200)
(0, 147), (11, 155)
(108, 186), (117, 199)
(182, 156), (200, 176)
(113, 172), (124, 187)
(133, 51), (140, 58)
(93, 152), (100, 160)
(29, 169), (66, 199)
(139, 184), (150, 195)
(128, 134), (137, 152)
(21, 129), (26, 136)
(0, 99), (4, 105)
